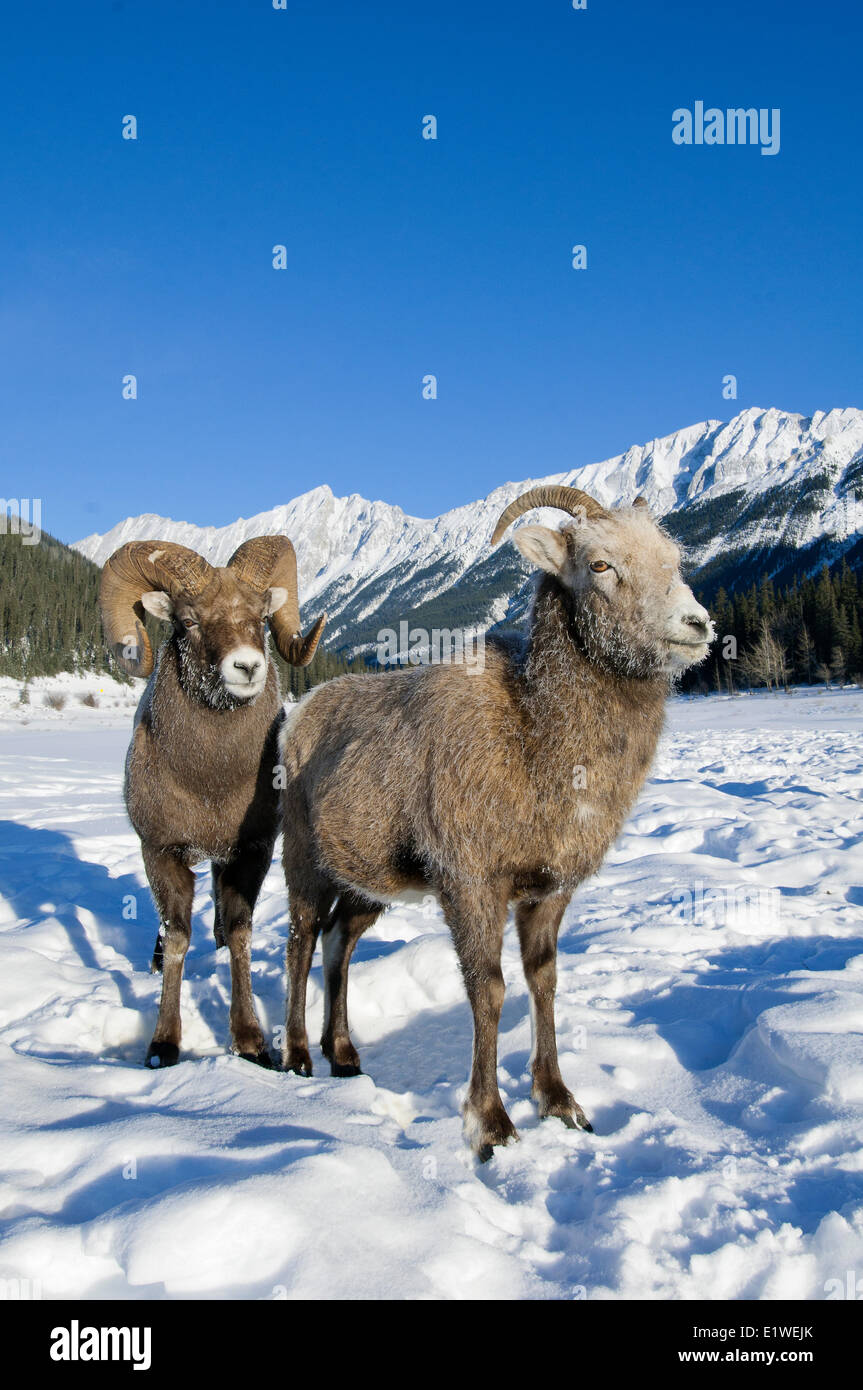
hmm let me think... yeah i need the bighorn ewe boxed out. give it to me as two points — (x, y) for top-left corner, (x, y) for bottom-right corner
(278, 487), (713, 1158)
(100, 536), (325, 1068)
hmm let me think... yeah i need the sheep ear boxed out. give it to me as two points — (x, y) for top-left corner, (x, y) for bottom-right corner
(140, 591), (174, 622)
(513, 525), (569, 576)
(266, 586), (288, 616)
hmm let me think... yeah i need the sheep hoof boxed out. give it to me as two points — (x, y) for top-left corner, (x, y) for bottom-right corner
(466, 1105), (519, 1161)
(475, 1130), (518, 1163)
(239, 1048), (273, 1069)
(568, 1103), (593, 1133)
(146, 1041), (179, 1068)
(542, 1105), (593, 1133)
(285, 1047), (314, 1076)
(536, 1082), (593, 1134)
(551, 1109), (593, 1132)
(330, 1060), (362, 1078)
(322, 1037), (362, 1077)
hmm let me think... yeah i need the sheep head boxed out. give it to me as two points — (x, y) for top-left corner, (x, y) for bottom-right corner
(492, 485), (714, 677)
(227, 536), (327, 668)
(99, 536), (326, 699)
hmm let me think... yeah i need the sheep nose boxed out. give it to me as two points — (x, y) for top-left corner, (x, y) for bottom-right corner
(683, 613), (710, 639)
(232, 657), (262, 681)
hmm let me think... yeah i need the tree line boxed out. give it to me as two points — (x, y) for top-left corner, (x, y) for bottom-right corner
(683, 560), (863, 694)
(0, 525), (113, 678)
(0, 524), (374, 690)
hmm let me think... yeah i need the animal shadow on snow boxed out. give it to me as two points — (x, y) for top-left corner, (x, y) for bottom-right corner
(353, 976), (533, 1122)
(536, 927), (863, 1290)
(0, 819), (281, 1067)
(0, 819), (146, 1031)
(553, 922), (863, 1176)
(611, 929), (863, 1075)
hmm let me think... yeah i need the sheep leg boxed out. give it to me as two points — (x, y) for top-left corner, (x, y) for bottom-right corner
(320, 897), (383, 1077)
(440, 880), (517, 1161)
(211, 864), (226, 948)
(142, 847), (194, 1068)
(515, 895), (592, 1132)
(214, 848), (273, 1067)
(284, 886), (336, 1075)
(149, 930), (164, 974)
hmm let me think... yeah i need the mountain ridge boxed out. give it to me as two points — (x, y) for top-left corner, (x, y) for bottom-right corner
(74, 406), (863, 652)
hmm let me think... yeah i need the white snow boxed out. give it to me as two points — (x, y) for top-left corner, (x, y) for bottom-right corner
(0, 673), (141, 731)
(0, 685), (861, 1300)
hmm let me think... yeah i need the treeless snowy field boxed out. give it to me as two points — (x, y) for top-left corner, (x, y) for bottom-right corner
(0, 683), (861, 1300)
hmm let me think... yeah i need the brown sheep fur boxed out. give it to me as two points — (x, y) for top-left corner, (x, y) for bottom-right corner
(127, 575), (289, 1070)
(279, 501), (712, 1158)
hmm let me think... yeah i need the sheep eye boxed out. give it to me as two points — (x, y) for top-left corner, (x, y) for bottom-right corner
(182, 618), (198, 630)
(590, 561), (609, 573)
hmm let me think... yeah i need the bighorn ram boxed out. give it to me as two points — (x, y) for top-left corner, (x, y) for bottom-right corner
(279, 487), (712, 1158)
(100, 536), (325, 1068)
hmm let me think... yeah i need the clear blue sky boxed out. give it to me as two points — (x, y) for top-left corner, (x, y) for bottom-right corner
(1, 0), (860, 545)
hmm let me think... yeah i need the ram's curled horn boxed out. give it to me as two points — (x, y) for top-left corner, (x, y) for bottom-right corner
(490, 485), (608, 546)
(227, 535), (326, 667)
(99, 541), (214, 678)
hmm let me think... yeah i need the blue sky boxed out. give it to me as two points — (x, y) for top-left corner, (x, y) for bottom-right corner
(1, 0), (861, 544)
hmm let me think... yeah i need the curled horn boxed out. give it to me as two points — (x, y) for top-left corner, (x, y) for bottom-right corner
(228, 535), (326, 667)
(490, 485), (608, 546)
(99, 542), (214, 677)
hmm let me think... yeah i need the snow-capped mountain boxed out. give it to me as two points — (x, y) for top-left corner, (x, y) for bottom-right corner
(75, 407), (863, 651)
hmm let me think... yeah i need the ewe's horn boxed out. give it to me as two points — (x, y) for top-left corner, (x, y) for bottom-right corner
(490, 485), (608, 546)
(99, 541), (214, 678)
(227, 535), (327, 667)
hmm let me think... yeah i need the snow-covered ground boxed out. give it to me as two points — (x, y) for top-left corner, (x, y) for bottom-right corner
(0, 685), (861, 1300)
(0, 673), (140, 731)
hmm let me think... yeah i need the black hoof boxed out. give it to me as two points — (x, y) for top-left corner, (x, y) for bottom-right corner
(554, 1111), (593, 1133)
(239, 1048), (273, 1069)
(538, 1089), (593, 1134)
(146, 1041), (179, 1068)
(477, 1143), (494, 1164)
(330, 1061), (362, 1078)
(285, 1050), (313, 1077)
(556, 1112), (593, 1132)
